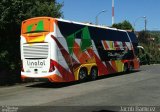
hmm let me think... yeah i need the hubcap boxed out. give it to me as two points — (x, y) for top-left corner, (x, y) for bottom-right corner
(92, 69), (97, 79)
(124, 64), (128, 72)
(79, 70), (86, 80)
(91, 68), (97, 80)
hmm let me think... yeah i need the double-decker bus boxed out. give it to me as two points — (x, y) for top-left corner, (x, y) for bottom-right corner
(21, 17), (140, 82)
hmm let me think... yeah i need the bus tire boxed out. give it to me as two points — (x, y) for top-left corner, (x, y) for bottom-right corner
(79, 68), (87, 81)
(90, 67), (98, 80)
(124, 63), (128, 73)
(129, 63), (134, 72)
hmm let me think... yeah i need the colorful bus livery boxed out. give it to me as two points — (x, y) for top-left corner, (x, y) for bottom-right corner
(21, 17), (140, 82)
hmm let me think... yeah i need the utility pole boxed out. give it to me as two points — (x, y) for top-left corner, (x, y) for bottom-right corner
(112, 0), (115, 25)
(144, 17), (147, 31)
(134, 16), (147, 31)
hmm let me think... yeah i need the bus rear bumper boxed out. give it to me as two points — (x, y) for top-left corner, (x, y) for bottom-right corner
(21, 77), (50, 82)
(21, 73), (65, 83)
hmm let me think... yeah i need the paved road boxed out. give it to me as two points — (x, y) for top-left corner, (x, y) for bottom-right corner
(0, 65), (160, 112)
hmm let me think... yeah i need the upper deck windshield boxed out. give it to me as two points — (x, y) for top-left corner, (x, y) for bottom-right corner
(22, 17), (52, 34)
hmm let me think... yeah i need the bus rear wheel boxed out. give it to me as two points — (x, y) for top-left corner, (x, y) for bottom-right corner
(129, 63), (134, 72)
(124, 63), (128, 73)
(79, 68), (87, 81)
(90, 67), (98, 80)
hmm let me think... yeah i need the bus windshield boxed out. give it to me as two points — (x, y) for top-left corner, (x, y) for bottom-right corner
(22, 18), (51, 34)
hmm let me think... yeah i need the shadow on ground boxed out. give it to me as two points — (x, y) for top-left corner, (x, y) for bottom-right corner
(93, 110), (117, 112)
(19, 106), (118, 112)
(26, 70), (140, 89)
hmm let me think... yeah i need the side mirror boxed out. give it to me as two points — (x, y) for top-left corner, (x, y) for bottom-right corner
(137, 46), (145, 54)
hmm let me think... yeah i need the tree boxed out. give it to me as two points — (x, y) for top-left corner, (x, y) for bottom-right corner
(138, 31), (160, 64)
(112, 20), (134, 31)
(0, 0), (63, 85)
(0, 0), (63, 28)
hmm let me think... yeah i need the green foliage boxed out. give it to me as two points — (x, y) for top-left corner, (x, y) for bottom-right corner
(0, 0), (63, 85)
(149, 31), (160, 44)
(138, 31), (150, 44)
(0, 0), (63, 28)
(112, 20), (134, 31)
(138, 31), (160, 64)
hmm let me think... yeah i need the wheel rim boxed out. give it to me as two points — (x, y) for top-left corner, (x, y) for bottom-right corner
(91, 68), (97, 80)
(130, 64), (134, 71)
(124, 64), (128, 72)
(79, 69), (87, 80)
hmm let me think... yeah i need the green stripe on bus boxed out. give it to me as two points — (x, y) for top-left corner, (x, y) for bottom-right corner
(36, 20), (44, 31)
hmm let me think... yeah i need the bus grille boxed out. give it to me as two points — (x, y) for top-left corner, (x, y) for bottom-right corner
(23, 43), (49, 59)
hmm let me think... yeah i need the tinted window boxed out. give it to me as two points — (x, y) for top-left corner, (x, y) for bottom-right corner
(58, 21), (130, 42)
(89, 27), (130, 42)
(128, 32), (138, 43)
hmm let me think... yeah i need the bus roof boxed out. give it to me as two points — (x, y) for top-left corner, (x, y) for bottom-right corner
(22, 17), (54, 23)
(57, 18), (127, 32)
(22, 16), (129, 33)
